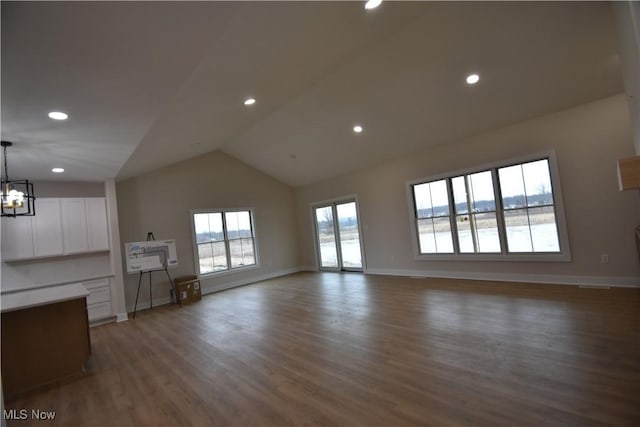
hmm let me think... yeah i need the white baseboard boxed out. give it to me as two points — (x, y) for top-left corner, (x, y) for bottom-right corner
(365, 268), (640, 288)
(89, 316), (116, 327)
(124, 267), (307, 313)
(202, 267), (304, 295)
(126, 296), (172, 314)
(297, 265), (317, 272)
(116, 312), (129, 322)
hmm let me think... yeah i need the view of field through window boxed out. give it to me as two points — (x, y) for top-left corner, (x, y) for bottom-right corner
(194, 210), (256, 274)
(315, 202), (362, 269)
(413, 158), (560, 255)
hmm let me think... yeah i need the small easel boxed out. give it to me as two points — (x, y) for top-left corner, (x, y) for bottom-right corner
(132, 232), (175, 319)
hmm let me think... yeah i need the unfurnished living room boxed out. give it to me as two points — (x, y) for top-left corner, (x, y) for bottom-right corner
(1, 1), (639, 426)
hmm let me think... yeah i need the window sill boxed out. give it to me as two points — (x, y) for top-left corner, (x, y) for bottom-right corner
(198, 263), (259, 279)
(414, 253), (571, 262)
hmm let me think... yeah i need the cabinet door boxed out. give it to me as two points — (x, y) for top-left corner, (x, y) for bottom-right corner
(33, 199), (64, 257)
(1, 216), (34, 260)
(86, 198), (109, 251)
(61, 199), (89, 254)
(84, 278), (113, 321)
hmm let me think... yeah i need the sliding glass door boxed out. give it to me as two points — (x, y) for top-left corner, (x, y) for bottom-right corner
(314, 200), (363, 271)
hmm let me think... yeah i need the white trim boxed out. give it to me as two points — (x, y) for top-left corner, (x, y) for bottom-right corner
(116, 312), (129, 322)
(405, 150), (572, 262)
(1, 273), (114, 294)
(411, 253), (571, 262)
(406, 150), (561, 186)
(89, 316), (116, 327)
(124, 267), (305, 312)
(198, 263), (259, 280)
(126, 296), (172, 314)
(2, 249), (110, 263)
(310, 194), (366, 272)
(201, 267), (302, 295)
(189, 207), (260, 277)
(309, 193), (360, 207)
(308, 206), (321, 272)
(366, 268), (640, 288)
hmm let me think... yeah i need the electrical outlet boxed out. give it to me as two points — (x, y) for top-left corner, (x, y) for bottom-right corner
(600, 254), (609, 264)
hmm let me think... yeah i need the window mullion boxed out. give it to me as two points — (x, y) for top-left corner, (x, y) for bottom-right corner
(463, 175), (479, 252)
(222, 212), (231, 270)
(525, 207), (535, 252)
(492, 168), (508, 255)
(447, 178), (460, 254)
(333, 204), (343, 269)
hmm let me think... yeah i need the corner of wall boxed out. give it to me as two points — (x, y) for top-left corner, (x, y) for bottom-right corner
(105, 179), (128, 319)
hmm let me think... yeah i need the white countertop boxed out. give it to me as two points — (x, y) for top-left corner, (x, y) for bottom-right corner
(1, 283), (89, 313)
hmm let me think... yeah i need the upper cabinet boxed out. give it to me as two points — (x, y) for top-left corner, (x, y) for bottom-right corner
(33, 199), (64, 257)
(1, 215), (34, 260)
(86, 198), (109, 251)
(61, 199), (89, 254)
(1, 197), (110, 261)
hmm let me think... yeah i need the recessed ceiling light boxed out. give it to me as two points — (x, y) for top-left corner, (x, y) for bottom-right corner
(466, 74), (480, 85)
(364, 0), (383, 10)
(48, 111), (68, 120)
(52, 168), (64, 173)
(244, 97), (256, 106)
(353, 125), (363, 133)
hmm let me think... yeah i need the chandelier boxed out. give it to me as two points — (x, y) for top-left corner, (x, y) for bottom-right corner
(1, 141), (35, 217)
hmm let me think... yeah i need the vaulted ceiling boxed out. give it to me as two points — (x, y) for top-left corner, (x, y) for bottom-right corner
(1, 1), (624, 187)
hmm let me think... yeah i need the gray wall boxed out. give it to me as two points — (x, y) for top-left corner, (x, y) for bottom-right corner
(613, 1), (640, 154)
(295, 94), (640, 285)
(116, 150), (299, 309)
(32, 181), (105, 198)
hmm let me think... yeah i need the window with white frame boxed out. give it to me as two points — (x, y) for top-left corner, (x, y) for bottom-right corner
(191, 209), (257, 275)
(410, 156), (567, 259)
(413, 179), (454, 253)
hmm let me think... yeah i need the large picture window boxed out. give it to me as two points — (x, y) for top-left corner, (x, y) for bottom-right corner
(191, 209), (257, 275)
(409, 155), (568, 260)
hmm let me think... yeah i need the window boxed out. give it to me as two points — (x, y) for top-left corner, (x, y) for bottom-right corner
(452, 171), (500, 253)
(409, 154), (568, 260)
(191, 209), (257, 275)
(498, 160), (560, 253)
(412, 180), (454, 253)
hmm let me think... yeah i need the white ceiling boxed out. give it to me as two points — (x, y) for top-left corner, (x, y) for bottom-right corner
(1, 1), (624, 187)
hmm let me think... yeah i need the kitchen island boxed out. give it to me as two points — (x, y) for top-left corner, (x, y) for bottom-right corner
(1, 283), (91, 398)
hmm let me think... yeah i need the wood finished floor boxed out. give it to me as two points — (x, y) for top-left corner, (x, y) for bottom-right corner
(5, 272), (640, 426)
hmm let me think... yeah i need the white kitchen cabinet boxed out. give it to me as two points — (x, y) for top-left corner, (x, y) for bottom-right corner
(1, 197), (110, 260)
(61, 198), (89, 254)
(83, 277), (113, 322)
(86, 198), (109, 251)
(33, 199), (64, 257)
(1, 216), (34, 260)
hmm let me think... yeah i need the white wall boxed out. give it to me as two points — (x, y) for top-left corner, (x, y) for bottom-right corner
(296, 94), (640, 286)
(116, 150), (299, 311)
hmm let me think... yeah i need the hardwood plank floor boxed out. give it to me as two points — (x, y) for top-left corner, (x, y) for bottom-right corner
(5, 272), (640, 426)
